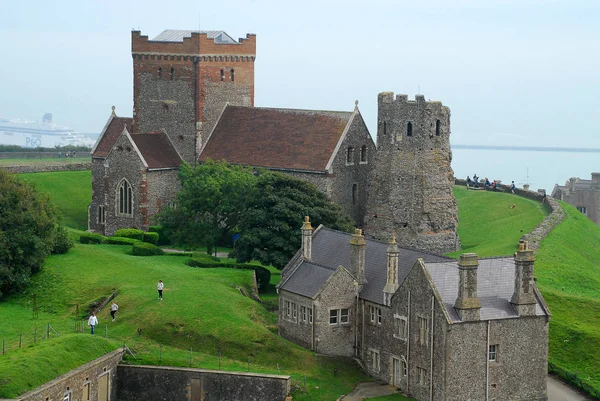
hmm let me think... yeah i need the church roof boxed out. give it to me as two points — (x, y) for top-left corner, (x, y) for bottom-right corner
(279, 227), (448, 303)
(423, 258), (549, 322)
(200, 106), (354, 172)
(130, 133), (182, 169)
(152, 30), (237, 44)
(91, 115), (133, 158)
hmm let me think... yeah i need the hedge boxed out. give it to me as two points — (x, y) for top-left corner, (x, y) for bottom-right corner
(104, 237), (140, 245)
(148, 225), (171, 246)
(185, 260), (271, 290)
(143, 232), (159, 245)
(79, 232), (104, 244)
(132, 242), (164, 256)
(114, 228), (144, 241)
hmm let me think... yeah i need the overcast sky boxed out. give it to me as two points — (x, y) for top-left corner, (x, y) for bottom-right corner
(1, 0), (598, 148)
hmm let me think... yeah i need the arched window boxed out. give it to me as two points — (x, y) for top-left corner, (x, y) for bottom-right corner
(230, 68), (235, 82)
(352, 184), (358, 205)
(407, 122), (413, 137)
(346, 147), (354, 164)
(435, 119), (441, 136)
(157, 67), (162, 79)
(220, 69), (224, 81)
(360, 145), (367, 163)
(117, 179), (133, 216)
(170, 67), (175, 80)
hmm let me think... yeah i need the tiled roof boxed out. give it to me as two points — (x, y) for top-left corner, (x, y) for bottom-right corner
(279, 227), (448, 303)
(92, 116), (133, 158)
(424, 258), (547, 322)
(130, 133), (182, 169)
(200, 106), (353, 172)
(152, 30), (237, 43)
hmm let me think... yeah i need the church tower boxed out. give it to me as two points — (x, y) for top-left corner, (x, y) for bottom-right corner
(364, 93), (459, 254)
(131, 30), (256, 164)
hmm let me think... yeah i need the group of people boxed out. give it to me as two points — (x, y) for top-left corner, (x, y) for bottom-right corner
(466, 174), (516, 193)
(87, 280), (165, 334)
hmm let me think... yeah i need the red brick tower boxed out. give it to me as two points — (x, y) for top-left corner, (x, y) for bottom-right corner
(131, 30), (256, 163)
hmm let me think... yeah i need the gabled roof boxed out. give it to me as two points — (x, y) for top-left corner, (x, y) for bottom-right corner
(130, 133), (182, 169)
(200, 106), (355, 172)
(278, 227), (448, 303)
(424, 258), (549, 322)
(152, 30), (237, 44)
(91, 112), (133, 158)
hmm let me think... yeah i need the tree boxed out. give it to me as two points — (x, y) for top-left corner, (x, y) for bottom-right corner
(0, 170), (65, 298)
(231, 171), (354, 269)
(158, 160), (257, 253)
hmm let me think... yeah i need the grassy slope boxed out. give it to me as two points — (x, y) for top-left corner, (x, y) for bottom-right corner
(18, 171), (91, 230)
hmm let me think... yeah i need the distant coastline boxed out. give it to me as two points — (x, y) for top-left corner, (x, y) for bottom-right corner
(452, 145), (600, 153)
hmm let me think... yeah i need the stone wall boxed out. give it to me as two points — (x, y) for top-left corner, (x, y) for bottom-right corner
(116, 365), (290, 401)
(0, 163), (91, 174)
(8, 349), (124, 401)
(278, 290), (315, 350)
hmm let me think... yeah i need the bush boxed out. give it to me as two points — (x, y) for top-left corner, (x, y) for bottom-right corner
(51, 226), (74, 254)
(143, 232), (159, 245)
(185, 260), (271, 289)
(149, 225), (170, 246)
(104, 237), (139, 245)
(132, 242), (164, 256)
(80, 232), (104, 244)
(191, 252), (221, 263)
(114, 228), (144, 241)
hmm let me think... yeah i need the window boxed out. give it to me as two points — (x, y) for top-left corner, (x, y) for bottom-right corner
(369, 306), (375, 323)
(370, 349), (380, 372)
(417, 367), (427, 385)
(577, 206), (587, 215)
(346, 147), (354, 164)
(418, 316), (428, 345)
(308, 308), (313, 324)
(352, 184), (358, 205)
(285, 301), (291, 317)
(97, 205), (105, 224)
(407, 122), (413, 137)
(435, 119), (441, 136)
(63, 388), (71, 401)
(394, 315), (407, 339)
(489, 344), (498, 361)
(170, 67), (175, 80)
(402, 360), (407, 377)
(340, 308), (349, 324)
(360, 145), (367, 163)
(230, 68), (235, 81)
(83, 381), (90, 401)
(370, 306), (382, 325)
(220, 69), (224, 81)
(377, 308), (382, 324)
(292, 303), (297, 320)
(157, 67), (162, 79)
(301, 306), (307, 322)
(329, 309), (338, 325)
(117, 179), (133, 216)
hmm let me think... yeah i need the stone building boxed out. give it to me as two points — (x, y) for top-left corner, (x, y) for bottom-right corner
(551, 173), (600, 226)
(364, 92), (459, 254)
(278, 218), (550, 401)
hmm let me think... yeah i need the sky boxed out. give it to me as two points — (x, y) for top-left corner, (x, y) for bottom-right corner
(1, 0), (599, 151)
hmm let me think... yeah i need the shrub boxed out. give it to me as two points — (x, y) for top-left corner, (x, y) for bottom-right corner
(143, 232), (159, 245)
(51, 226), (74, 254)
(149, 225), (171, 246)
(185, 260), (271, 289)
(113, 228), (144, 241)
(80, 232), (104, 244)
(191, 252), (221, 263)
(104, 237), (139, 245)
(132, 242), (164, 256)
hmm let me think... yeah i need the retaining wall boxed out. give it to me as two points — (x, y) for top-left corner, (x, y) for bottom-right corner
(0, 163), (91, 174)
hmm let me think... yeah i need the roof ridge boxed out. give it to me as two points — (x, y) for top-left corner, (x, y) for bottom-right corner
(233, 105), (353, 115)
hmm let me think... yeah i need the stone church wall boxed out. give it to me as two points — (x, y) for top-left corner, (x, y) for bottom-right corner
(278, 290), (314, 350)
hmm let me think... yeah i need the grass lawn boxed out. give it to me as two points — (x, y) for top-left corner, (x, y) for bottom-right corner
(0, 157), (90, 166)
(18, 170), (91, 230)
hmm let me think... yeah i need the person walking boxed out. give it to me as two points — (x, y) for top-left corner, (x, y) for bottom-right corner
(110, 301), (119, 321)
(88, 312), (98, 334)
(511, 181), (516, 194)
(157, 280), (164, 300)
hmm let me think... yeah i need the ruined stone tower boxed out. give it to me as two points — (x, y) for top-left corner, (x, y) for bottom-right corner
(131, 30), (256, 164)
(364, 92), (459, 254)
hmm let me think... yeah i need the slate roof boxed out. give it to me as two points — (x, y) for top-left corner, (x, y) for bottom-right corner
(279, 227), (448, 303)
(130, 133), (182, 169)
(200, 106), (354, 172)
(92, 116), (133, 158)
(555, 178), (594, 192)
(424, 258), (547, 322)
(152, 30), (237, 44)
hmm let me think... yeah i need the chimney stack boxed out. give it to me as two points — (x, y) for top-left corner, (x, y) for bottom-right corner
(568, 177), (576, 193)
(301, 216), (313, 260)
(511, 240), (537, 316)
(349, 228), (367, 285)
(454, 253), (481, 321)
(383, 236), (399, 306)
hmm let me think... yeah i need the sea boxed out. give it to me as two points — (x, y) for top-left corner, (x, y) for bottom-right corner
(451, 147), (599, 193)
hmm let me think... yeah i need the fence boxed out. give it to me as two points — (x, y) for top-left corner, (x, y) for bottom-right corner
(549, 362), (600, 400)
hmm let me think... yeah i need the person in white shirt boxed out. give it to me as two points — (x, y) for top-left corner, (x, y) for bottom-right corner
(110, 302), (119, 321)
(88, 312), (98, 334)
(157, 280), (164, 300)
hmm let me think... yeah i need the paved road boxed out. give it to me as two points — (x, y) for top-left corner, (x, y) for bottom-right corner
(548, 376), (592, 401)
